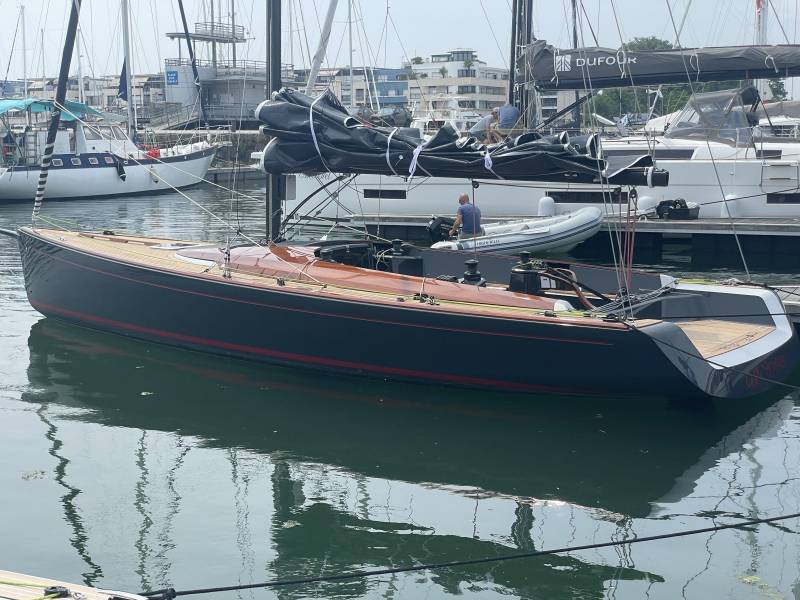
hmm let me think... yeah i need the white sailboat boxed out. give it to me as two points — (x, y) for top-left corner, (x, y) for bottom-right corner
(0, 0), (216, 202)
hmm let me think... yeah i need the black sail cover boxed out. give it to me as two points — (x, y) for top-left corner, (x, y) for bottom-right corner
(257, 88), (668, 187)
(524, 39), (800, 90)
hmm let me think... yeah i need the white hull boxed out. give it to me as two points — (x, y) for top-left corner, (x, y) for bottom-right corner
(432, 207), (603, 254)
(289, 151), (800, 221)
(0, 147), (215, 201)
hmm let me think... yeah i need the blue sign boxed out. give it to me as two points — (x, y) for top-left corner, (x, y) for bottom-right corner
(166, 71), (178, 85)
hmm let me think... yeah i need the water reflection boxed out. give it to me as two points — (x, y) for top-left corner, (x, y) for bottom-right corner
(15, 319), (798, 598)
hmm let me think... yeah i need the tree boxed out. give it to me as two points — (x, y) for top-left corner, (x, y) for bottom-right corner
(439, 66), (449, 78)
(463, 58), (474, 70)
(411, 56), (423, 65)
(623, 36), (673, 51)
(768, 78), (788, 101)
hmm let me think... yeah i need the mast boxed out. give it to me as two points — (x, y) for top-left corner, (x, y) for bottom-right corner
(305, 0), (339, 95)
(288, 0), (294, 70)
(508, 0), (518, 105)
(32, 0), (82, 220)
(177, 0), (206, 124)
(231, 0), (236, 67)
(41, 28), (46, 94)
(348, 0), (354, 108)
(121, 0), (135, 137)
(21, 5), (28, 97)
(571, 0), (580, 126)
(267, 0), (284, 242)
(756, 0), (769, 99)
(76, 25), (84, 103)
(210, 0), (217, 68)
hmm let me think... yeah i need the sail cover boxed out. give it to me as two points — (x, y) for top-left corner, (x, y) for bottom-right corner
(523, 40), (800, 90)
(257, 89), (668, 187)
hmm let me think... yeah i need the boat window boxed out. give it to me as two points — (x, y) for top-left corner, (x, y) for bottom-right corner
(83, 126), (102, 140)
(71, 158), (81, 166)
(51, 158), (63, 166)
(88, 157), (99, 165)
(767, 193), (800, 204)
(104, 156), (115, 164)
(97, 126), (114, 140)
(363, 189), (406, 199)
(546, 190), (627, 203)
(112, 126), (128, 140)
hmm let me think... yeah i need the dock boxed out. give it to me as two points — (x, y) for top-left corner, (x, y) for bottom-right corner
(0, 570), (145, 600)
(205, 164), (263, 184)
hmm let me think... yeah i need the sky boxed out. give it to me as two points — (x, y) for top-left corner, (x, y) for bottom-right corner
(1, 0), (799, 86)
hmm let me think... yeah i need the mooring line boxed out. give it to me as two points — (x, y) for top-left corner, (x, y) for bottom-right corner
(140, 512), (800, 597)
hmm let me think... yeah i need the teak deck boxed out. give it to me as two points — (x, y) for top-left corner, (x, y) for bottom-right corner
(30, 229), (776, 357)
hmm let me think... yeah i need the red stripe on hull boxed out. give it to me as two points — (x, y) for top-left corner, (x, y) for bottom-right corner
(30, 300), (599, 396)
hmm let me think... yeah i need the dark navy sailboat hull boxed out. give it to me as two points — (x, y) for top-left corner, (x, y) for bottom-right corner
(16, 228), (797, 400)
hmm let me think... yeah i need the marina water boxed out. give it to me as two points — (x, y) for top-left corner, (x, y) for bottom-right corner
(2, 183), (800, 599)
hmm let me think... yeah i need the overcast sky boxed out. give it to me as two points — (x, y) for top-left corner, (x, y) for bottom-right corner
(1, 0), (798, 81)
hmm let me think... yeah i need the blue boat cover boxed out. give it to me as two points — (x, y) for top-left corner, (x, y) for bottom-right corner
(0, 98), (103, 121)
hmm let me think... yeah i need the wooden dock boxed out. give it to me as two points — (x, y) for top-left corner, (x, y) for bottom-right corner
(205, 165), (263, 184)
(0, 570), (145, 600)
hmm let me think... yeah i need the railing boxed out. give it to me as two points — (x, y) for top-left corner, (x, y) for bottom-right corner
(164, 58), (296, 80)
(194, 21), (246, 41)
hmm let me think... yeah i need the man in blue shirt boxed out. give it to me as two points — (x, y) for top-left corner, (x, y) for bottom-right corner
(498, 102), (520, 129)
(449, 193), (483, 238)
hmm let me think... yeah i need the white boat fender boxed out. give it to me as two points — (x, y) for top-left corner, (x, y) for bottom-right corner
(149, 167), (159, 183)
(538, 196), (555, 216)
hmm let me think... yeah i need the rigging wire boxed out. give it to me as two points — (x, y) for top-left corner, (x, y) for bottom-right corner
(663, 0), (751, 280)
(141, 511), (800, 597)
(478, 0), (509, 70)
(1, 9), (22, 92)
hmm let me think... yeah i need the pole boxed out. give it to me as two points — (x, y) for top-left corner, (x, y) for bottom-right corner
(21, 5), (28, 97)
(32, 0), (82, 220)
(267, 0), (284, 242)
(348, 0), (354, 108)
(121, 0), (135, 137)
(507, 0), (518, 106)
(304, 0), (339, 95)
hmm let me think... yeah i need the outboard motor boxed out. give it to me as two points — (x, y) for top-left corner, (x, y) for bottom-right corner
(459, 259), (486, 287)
(427, 215), (456, 243)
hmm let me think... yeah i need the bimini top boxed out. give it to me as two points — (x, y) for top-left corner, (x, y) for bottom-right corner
(0, 98), (103, 121)
(256, 88), (668, 188)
